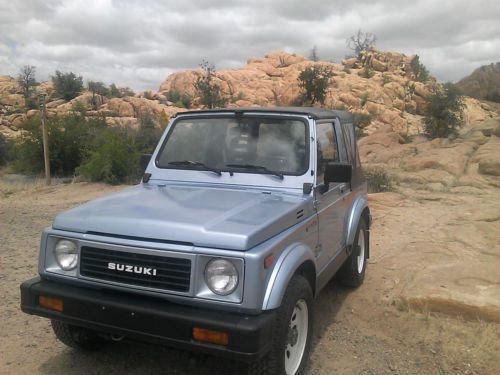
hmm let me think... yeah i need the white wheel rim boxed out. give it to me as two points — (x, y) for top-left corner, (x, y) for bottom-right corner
(284, 299), (308, 375)
(357, 228), (365, 274)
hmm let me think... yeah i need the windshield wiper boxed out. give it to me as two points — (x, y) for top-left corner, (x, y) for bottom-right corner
(226, 163), (284, 180)
(168, 160), (222, 176)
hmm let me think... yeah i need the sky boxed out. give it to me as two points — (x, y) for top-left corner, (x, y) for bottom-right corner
(1, 0), (499, 92)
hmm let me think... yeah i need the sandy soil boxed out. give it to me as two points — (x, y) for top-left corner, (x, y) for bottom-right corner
(1, 181), (499, 375)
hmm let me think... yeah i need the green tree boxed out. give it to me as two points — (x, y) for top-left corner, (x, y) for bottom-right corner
(135, 110), (162, 154)
(194, 60), (226, 108)
(87, 81), (109, 109)
(17, 65), (38, 109)
(108, 83), (120, 98)
(298, 65), (334, 105)
(424, 83), (465, 139)
(0, 133), (14, 166)
(52, 71), (83, 101)
(77, 126), (140, 184)
(410, 55), (430, 82)
(13, 113), (107, 175)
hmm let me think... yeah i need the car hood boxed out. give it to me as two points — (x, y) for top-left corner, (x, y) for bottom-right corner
(52, 184), (311, 251)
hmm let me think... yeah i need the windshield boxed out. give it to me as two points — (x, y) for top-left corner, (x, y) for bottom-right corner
(156, 116), (308, 176)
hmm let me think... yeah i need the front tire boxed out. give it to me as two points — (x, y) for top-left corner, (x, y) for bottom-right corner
(337, 217), (368, 287)
(248, 275), (313, 375)
(51, 320), (108, 351)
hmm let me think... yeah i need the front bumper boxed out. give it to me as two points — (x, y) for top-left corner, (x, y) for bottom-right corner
(20, 277), (274, 362)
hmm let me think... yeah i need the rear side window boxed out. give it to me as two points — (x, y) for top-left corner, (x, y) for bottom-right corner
(316, 122), (339, 185)
(341, 123), (353, 164)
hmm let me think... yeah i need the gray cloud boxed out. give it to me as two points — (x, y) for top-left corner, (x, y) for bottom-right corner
(0, 0), (499, 91)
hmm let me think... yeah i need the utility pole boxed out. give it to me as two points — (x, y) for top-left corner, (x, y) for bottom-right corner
(38, 93), (51, 185)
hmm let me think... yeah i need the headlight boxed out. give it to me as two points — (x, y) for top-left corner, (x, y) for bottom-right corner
(204, 259), (238, 295)
(54, 239), (78, 270)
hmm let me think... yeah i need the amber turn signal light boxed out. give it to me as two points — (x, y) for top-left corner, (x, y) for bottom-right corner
(192, 327), (228, 346)
(39, 295), (63, 312)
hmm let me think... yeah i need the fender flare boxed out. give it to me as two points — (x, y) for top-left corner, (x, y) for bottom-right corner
(261, 243), (316, 310)
(345, 195), (370, 247)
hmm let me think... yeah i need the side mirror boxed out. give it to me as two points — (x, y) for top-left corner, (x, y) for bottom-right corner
(324, 162), (352, 184)
(140, 153), (152, 172)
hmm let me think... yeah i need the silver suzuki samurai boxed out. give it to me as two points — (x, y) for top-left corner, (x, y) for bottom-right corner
(21, 107), (371, 375)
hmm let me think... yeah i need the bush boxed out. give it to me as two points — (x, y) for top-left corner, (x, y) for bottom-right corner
(298, 65), (334, 105)
(108, 84), (135, 98)
(77, 127), (140, 184)
(12, 113), (107, 176)
(167, 90), (192, 108)
(485, 90), (500, 103)
(360, 92), (369, 107)
(353, 112), (373, 128)
(194, 60), (226, 109)
(424, 83), (465, 139)
(135, 111), (162, 154)
(381, 73), (391, 86)
(364, 167), (393, 193)
(0, 133), (15, 166)
(52, 71), (83, 101)
(355, 127), (367, 139)
(361, 65), (375, 79)
(410, 55), (430, 82)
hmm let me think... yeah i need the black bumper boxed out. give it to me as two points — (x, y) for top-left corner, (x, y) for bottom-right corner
(20, 277), (274, 362)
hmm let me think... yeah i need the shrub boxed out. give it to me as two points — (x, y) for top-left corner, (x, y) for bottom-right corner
(355, 127), (367, 139)
(485, 90), (500, 103)
(360, 92), (369, 107)
(194, 60), (226, 109)
(108, 84), (135, 98)
(0, 133), (15, 166)
(298, 65), (334, 105)
(167, 90), (192, 108)
(87, 81), (109, 109)
(364, 167), (393, 193)
(381, 73), (391, 86)
(424, 83), (465, 139)
(52, 71), (83, 101)
(361, 65), (375, 79)
(334, 103), (347, 111)
(77, 127), (140, 184)
(410, 55), (430, 82)
(135, 111), (162, 154)
(353, 112), (373, 128)
(12, 113), (107, 176)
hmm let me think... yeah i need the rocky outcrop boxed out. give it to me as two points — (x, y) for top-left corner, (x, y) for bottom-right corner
(159, 49), (440, 135)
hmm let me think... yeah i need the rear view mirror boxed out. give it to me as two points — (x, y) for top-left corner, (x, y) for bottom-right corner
(324, 162), (352, 184)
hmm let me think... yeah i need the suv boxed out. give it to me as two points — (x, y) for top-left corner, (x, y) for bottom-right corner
(21, 107), (370, 375)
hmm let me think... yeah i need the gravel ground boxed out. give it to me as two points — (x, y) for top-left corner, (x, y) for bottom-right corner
(1, 181), (499, 375)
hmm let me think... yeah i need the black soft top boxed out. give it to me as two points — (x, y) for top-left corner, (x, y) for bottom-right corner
(175, 107), (353, 123)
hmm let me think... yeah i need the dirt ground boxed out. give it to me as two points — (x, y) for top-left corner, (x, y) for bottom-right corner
(1, 181), (499, 375)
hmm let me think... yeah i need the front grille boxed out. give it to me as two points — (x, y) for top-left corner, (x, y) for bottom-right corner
(80, 246), (191, 293)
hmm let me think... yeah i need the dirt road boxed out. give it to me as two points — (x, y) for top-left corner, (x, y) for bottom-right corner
(1, 182), (499, 375)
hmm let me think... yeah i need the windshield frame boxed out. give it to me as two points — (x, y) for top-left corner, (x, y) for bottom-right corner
(154, 113), (310, 177)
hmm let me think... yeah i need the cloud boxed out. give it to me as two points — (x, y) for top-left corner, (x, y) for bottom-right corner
(0, 0), (498, 90)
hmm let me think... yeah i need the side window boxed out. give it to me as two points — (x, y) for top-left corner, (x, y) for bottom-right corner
(342, 123), (353, 164)
(334, 122), (348, 162)
(316, 123), (339, 185)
